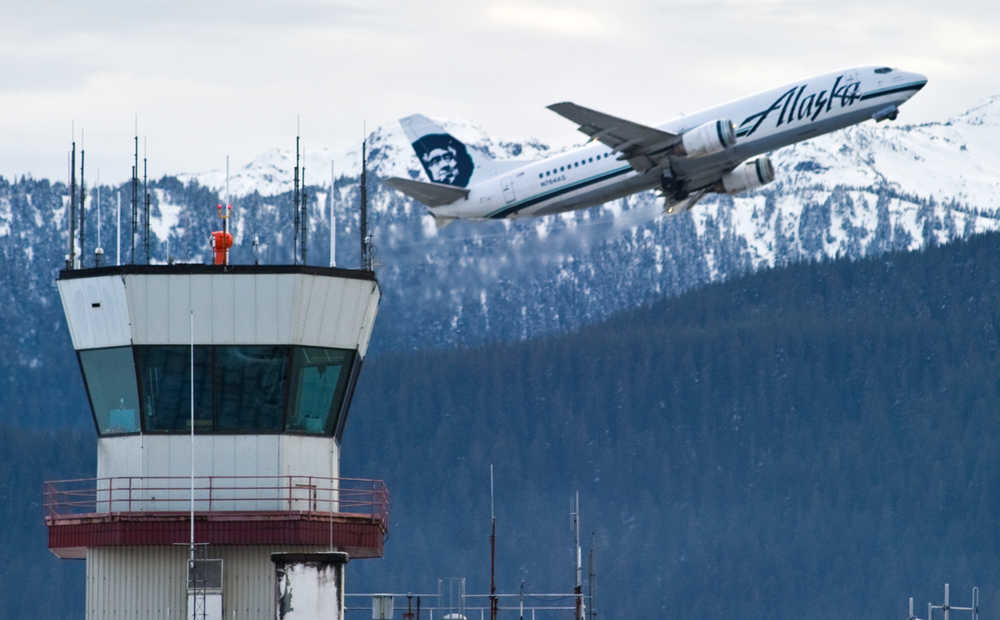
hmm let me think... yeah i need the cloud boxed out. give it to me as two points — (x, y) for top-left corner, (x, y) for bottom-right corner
(485, 4), (613, 38)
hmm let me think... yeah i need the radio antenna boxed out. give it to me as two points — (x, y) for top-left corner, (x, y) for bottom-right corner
(144, 137), (150, 264)
(360, 128), (369, 270)
(293, 116), (300, 264)
(79, 130), (86, 265)
(131, 117), (138, 264)
(116, 190), (121, 266)
(68, 124), (76, 270)
(489, 465), (498, 620)
(572, 492), (584, 620)
(301, 161), (308, 264)
(95, 169), (103, 267)
(329, 159), (336, 267)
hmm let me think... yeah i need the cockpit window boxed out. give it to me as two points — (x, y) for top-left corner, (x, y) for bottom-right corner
(874, 67), (893, 74)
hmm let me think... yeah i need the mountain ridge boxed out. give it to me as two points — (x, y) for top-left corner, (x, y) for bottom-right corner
(3, 95), (1000, 428)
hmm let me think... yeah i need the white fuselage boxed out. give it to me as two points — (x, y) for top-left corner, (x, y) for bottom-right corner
(433, 66), (927, 220)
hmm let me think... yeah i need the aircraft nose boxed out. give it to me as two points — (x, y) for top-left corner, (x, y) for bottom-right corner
(913, 73), (928, 91)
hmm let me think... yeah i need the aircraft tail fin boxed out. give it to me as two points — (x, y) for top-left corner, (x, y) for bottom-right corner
(400, 114), (525, 187)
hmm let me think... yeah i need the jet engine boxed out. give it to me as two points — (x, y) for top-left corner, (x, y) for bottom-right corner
(715, 157), (775, 194)
(675, 119), (736, 157)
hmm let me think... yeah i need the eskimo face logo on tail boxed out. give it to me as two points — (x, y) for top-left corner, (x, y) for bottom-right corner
(411, 133), (475, 187)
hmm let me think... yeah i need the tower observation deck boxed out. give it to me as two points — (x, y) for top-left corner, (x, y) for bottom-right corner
(45, 263), (384, 619)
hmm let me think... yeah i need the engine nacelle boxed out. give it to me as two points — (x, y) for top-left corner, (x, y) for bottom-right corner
(676, 119), (736, 157)
(717, 157), (775, 194)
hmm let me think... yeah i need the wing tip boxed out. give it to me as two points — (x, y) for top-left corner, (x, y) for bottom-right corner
(547, 101), (574, 111)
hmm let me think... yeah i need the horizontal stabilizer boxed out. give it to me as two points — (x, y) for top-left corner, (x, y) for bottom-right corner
(384, 177), (469, 207)
(433, 215), (457, 230)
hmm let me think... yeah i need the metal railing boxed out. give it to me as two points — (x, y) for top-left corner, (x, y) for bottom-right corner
(43, 475), (389, 524)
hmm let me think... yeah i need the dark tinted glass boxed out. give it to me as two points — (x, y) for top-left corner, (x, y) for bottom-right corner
(214, 346), (288, 432)
(128, 345), (353, 435)
(287, 347), (353, 434)
(80, 347), (141, 434)
(137, 346), (213, 432)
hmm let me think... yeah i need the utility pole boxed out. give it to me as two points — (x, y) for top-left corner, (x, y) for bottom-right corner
(490, 465), (498, 620)
(293, 119), (300, 264)
(571, 492), (584, 620)
(360, 136), (369, 270)
(79, 139), (86, 265)
(588, 532), (597, 620)
(68, 132), (76, 270)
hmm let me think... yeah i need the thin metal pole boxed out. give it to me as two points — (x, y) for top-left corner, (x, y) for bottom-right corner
(519, 582), (524, 620)
(79, 145), (86, 263)
(116, 191), (121, 266)
(302, 164), (308, 264)
(69, 138), (76, 269)
(96, 171), (101, 249)
(573, 492), (583, 620)
(225, 156), (230, 266)
(330, 159), (337, 267)
(588, 532), (596, 620)
(360, 135), (368, 270)
(490, 464), (497, 620)
(143, 139), (149, 264)
(944, 583), (950, 620)
(131, 128), (138, 263)
(189, 309), (195, 564)
(294, 119), (300, 264)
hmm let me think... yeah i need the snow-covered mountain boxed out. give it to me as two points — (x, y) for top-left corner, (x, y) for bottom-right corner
(4, 97), (1000, 365)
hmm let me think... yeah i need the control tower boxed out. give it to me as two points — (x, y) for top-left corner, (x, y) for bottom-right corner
(44, 263), (385, 619)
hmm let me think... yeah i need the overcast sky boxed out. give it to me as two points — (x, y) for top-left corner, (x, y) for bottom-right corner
(3, 0), (998, 183)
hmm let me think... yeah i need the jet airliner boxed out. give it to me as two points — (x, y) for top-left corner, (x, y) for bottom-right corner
(386, 66), (927, 225)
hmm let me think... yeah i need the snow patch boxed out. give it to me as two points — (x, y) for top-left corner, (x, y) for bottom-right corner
(151, 188), (183, 241)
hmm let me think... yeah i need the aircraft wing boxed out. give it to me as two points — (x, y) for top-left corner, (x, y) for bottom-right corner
(384, 177), (469, 207)
(547, 102), (680, 171)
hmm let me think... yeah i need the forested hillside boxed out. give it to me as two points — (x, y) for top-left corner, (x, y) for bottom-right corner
(343, 231), (1000, 619)
(5, 231), (999, 618)
(6, 98), (1000, 429)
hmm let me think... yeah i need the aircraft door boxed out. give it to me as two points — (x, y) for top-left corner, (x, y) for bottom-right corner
(502, 176), (516, 204)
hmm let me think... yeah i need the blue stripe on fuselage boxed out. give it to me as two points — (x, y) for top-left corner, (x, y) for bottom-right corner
(487, 165), (633, 218)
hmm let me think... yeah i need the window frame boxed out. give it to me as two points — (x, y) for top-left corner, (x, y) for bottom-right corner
(79, 344), (357, 437)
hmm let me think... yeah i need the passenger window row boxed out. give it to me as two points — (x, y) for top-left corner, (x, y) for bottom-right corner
(538, 152), (613, 178)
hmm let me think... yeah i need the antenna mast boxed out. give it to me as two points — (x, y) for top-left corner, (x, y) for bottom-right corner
(68, 128), (76, 270)
(572, 492), (584, 620)
(144, 138), (150, 264)
(116, 191), (121, 266)
(131, 121), (138, 264)
(489, 465), (498, 620)
(79, 133), (86, 265)
(329, 160), (336, 267)
(360, 134), (369, 270)
(301, 163), (308, 264)
(224, 156), (231, 266)
(95, 170), (103, 267)
(293, 118), (300, 264)
(588, 532), (597, 620)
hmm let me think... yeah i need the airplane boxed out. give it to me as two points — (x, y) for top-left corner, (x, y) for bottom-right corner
(385, 66), (927, 226)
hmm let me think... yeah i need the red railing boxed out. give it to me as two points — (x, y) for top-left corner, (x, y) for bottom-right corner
(44, 475), (389, 524)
